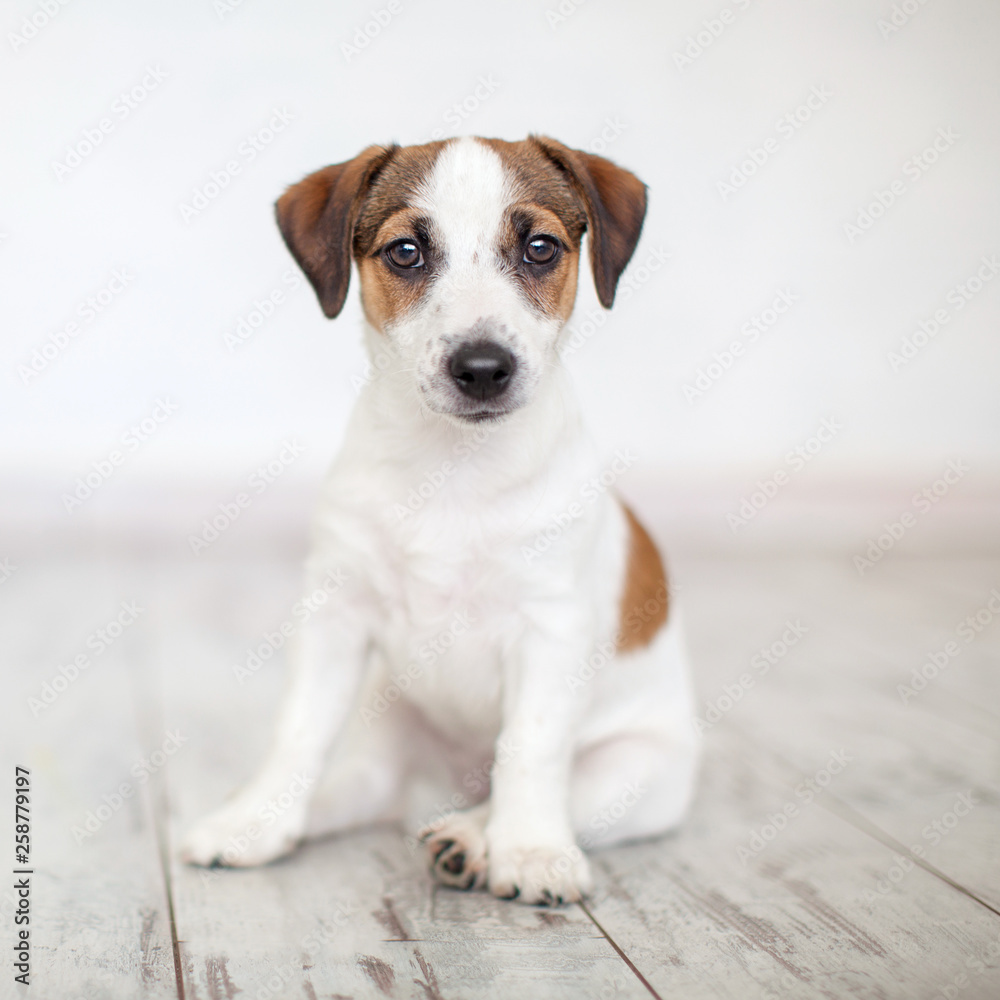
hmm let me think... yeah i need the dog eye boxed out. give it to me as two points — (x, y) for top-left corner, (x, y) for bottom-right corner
(386, 241), (423, 269)
(524, 236), (558, 265)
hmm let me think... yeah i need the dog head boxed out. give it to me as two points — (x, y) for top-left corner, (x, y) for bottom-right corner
(276, 136), (646, 424)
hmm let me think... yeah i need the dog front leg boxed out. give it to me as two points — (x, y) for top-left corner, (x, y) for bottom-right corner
(180, 598), (370, 867)
(485, 610), (594, 904)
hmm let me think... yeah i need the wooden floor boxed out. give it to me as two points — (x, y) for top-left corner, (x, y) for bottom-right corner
(6, 533), (1000, 999)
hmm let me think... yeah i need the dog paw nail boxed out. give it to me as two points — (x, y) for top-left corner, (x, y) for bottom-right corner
(441, 850), (466, 875)
(431, 839), (454, 861)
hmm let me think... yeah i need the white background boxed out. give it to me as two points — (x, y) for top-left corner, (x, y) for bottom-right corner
(3, 0), (998, 543)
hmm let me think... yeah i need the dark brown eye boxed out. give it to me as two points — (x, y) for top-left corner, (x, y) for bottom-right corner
(386, 241), (423, 269)
(524, 236), (558, 265)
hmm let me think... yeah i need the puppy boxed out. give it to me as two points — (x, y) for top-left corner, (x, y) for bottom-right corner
(181, 135), (699, 905)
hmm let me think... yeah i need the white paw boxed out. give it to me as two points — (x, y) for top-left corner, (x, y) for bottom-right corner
(419, 810), (488, 891)
(179, 794), (305, 868)
(487, 840), (593, 905)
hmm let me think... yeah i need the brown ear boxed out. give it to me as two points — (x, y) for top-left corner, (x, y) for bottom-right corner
(529, 136), (647, 309)
(275, 145), (397, 318)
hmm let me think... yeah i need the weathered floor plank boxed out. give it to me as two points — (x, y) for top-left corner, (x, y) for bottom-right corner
(675, 553), (1000, 911)
(152, 551), (651, 999)
(9, 543), (1000, 999)
(585, 728), (1000, 999)
(1, 554), (178, 1000)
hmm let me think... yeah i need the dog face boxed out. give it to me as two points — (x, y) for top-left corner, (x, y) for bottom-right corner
(276, 136), (646, 423)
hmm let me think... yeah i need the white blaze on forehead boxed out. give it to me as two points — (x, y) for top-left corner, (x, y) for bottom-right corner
(412, 137), (516, 266)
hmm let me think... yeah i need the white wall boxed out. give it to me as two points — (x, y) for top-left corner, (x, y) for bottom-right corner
(3, 0), (999, 538)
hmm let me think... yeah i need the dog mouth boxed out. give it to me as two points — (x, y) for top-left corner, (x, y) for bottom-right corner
(455, 410), (510, 424)
(451, 407), (514, 424)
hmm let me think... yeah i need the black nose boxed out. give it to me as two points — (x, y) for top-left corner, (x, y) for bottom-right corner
(449, 342), (515, 400)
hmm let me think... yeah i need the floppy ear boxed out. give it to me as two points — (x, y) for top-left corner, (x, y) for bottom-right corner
(275, 145), (397, 318)
(529, 136), (647, 309)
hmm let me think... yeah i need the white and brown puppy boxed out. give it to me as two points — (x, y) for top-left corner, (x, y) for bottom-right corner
(181, 135), (699, 905)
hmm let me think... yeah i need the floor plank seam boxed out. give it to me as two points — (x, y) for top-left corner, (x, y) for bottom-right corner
(151, 787), (187, 1000)
(127, 622), (187, 1000)
(731, 723), (1000, 921)
(818, 793), (1000, 921)
(578, 900), (664, 1000)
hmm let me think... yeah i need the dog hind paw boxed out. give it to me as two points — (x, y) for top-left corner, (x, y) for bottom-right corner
(419, 811), (488, 891)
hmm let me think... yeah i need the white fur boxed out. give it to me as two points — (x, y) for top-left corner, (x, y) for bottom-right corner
(180, 137), (699, 904)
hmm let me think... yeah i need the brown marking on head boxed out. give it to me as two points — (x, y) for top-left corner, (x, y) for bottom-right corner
(527, 135), (648, 308)
(355, 206), (434, 330)
(352, 142), (445, 254)
(494, 202), (580, 320)
(617, 502), (669, 652)
(275, 145), (397, 318)
(275, 142), (446, 325)
(477, 137), (587, 320)
(276, 136), (646, 334)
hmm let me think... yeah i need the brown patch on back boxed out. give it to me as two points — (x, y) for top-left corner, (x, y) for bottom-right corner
(617, 502), (669, 652)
